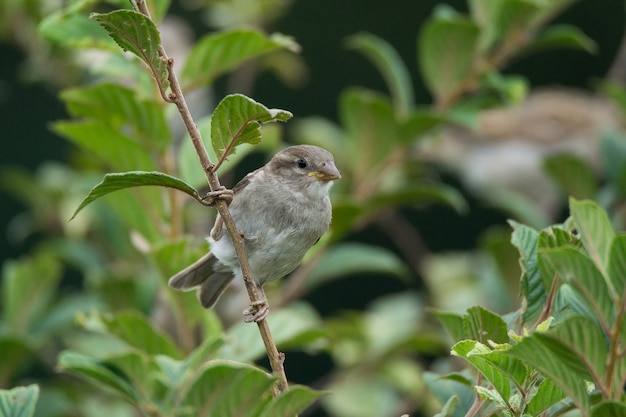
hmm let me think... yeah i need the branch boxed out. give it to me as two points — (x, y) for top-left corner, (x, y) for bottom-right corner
(134, 0), (289, 394)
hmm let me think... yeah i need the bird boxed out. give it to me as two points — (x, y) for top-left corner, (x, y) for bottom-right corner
(168, 144), (341, 322)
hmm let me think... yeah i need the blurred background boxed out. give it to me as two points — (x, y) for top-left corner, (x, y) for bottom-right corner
(1, 0), (625, 416)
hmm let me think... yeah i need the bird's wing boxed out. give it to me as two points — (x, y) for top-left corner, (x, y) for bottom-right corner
(210, 167), (263, 241)
(231, 167), (261, 193)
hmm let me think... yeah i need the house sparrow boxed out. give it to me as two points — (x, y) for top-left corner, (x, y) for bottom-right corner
(169, 145), (341, 321)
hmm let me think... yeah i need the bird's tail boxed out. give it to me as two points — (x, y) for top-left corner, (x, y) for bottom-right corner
(168, 253), (234, 308)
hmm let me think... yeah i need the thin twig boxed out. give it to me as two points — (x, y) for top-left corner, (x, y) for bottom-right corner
(134, 0), (289, 394)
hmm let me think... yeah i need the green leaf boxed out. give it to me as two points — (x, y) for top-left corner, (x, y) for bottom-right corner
(539, 247), (613, 327)
(178, 335), (225, 379)
(432, 310), (465, 342)
(60, 83), (170, 151)
(91, 10), (169, 92)
(2, 252), (62, 337)
(547, 316), (607, 384)
(329, 201), (362, 241)
(536, 226), (575, 295)
(481, 349), (529, 389)
(423, 371), (475, 417)
(608, 234), (626, 298)
(433, 395), (459, 417)
(97, 186), (164, 244)
(307, 243), (410, 289)
(538, 225), (575, 250)
(91, 51), (157, 96)
(181, 29), (299, 90)
(531, 0), (578, 24)
(105, 351), (161, 399)
(0, 339), (33, 386)
(220, 303), (324, 362)
(508, 334), (589, 412)
(474, 386), (509, 412)
(543, 154), (597, 200)
(322, 375), (401, 417)
(479, 0), (540, 53)
(345, 32), (414, 117)
(339, 88), (399, 169)
(504, 331), (592, 413)
(611, 356), (626, 400)
(58, 351), (138, 402)
(152, 239), (206, 283)
(258, 385), (325, 417)
(509, 221), (544, 322)
(102, 311), (182, 359)
(370, 184), (468, 215)
(70, 171), (201, 221)
(525, 377), (565, 415)
(150, 0), (172, 22)
(39, 5), (115, 49)
(463, 306), (509, 344)
(364, 293), (426, 355)
(401, 109), (463, 142)
(53, 120), (156, 172)
(601, 83), (626, 120)
(523, 24), (597, 55)
(177, 115), (279, 188)
(599, 130), (626, 194)
(451, 341), (511, 402)
(592, 401), (626, 417)
(418, 14), (480, 105)
(183, 361), (275, 417)
(210, 94), (292, 164)
(453, 339), (529, 390)
(569, 198), (615, 276)
(480, 71), (529, 105)
(0, 385), (39, 417)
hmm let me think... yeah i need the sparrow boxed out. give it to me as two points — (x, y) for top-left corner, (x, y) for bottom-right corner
(168, 145), (341, 322)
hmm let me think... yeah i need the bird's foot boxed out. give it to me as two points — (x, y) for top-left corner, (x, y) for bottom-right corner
(203, 186), (234, 206)
(243, 299), (270, 323)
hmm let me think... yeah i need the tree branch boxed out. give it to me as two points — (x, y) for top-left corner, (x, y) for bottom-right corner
(134, 0), (289, 394)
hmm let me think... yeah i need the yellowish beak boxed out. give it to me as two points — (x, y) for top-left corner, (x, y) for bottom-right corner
(308, 161), (341, 181)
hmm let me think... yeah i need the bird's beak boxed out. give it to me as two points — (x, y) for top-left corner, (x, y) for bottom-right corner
(308, 161), (341, 181)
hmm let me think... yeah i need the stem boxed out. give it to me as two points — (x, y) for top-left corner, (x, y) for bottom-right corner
(134, 0), (289, 394)
(211, 120), (251, 173)
(605, 293), (626, 399)
(376, 210), (430, 273)
(465, 374), (484, 417)
(464, 393), (483, 417)
(535, 273), (559, 326)
(435, 29), (531, 111)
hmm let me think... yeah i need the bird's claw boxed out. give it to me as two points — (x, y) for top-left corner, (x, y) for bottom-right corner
(203, 186), (234, 206)
(243, 299), (270, 323)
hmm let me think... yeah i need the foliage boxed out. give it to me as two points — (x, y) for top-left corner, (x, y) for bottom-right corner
(0, 385), (39, 417)
(56, 310), (324, 417)
(418, 0), (595, 109)
(428, 199), (626, 417)
(541, 121), (626, 230)
(1, 0), (621, 417)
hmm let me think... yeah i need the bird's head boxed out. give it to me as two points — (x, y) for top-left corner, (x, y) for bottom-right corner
(268, 145), (341, 192)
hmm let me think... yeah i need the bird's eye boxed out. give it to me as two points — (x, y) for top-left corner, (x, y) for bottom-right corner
(296, 159), (308, 169)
